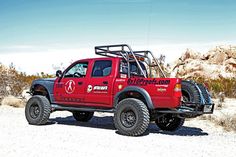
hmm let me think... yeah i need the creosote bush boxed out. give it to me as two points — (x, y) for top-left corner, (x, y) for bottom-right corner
(189, 77), (236, 98)
(200, 114), (236, 132)
(0, 63), (53, 100)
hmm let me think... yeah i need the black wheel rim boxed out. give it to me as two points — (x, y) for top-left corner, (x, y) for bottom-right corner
(182, 90), (191, 102)
(78, 112), (86, 118)
(163, 117), (175, 127)
(29, 103), (40, 119)
(159, 115), (177, 127)
(120, 109), (136, 128)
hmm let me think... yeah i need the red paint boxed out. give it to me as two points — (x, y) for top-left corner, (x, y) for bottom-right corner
(53, 57), (182, 109)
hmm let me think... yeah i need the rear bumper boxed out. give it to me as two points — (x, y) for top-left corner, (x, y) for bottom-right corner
(156, 102), (214, 118)
(177, 102), (214, 115)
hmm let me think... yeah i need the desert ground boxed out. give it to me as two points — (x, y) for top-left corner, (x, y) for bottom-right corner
(0, 99), (236, 157)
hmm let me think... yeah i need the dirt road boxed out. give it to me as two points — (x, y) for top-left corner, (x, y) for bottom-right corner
(0, 106), (235, 157)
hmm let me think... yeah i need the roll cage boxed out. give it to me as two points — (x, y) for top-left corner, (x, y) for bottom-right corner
(95, 44), (166, 78)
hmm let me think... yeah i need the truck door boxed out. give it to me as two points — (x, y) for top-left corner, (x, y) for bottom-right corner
(54, 61), (89, 105)
(84, 59), (114, 107)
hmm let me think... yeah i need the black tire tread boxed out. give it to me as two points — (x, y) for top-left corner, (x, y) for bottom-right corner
(25, 95), (51, 125)
(197, 83), (211, 104)
(182, 80), (201, 103)
(114, 98), (150, 136)
(156, 115), (185, 131)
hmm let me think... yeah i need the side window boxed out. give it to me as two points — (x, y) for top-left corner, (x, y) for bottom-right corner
(92, 60), (112, 77)
(120, 60), (147, 77)
(64, 62), (88, 78)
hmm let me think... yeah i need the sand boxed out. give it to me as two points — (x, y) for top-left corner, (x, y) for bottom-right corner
(0, 105), (235, 157)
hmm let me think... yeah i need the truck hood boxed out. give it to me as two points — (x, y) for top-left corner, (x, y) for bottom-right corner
(34, 78), (56, 82)
(30, 78), (57, 95)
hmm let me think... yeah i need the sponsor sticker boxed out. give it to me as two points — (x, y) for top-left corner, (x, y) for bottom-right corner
(87, 85), (108, 93)
(157, 88), (167, 92)
(65, 80), (75, 94)
(87, 85), (93, 93)
(127, 78), (170, 86)
(93, 86), (108, 91)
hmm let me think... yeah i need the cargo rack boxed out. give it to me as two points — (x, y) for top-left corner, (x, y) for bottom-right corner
(95, 44), (166, 78)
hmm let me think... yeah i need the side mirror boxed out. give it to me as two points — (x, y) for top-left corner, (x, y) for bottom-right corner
(56, 70), (62, 77)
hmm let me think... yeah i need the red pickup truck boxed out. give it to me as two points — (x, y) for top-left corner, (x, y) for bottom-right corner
(25, 44), (214, 136)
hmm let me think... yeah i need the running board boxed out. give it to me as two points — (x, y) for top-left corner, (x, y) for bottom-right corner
(51, 104), (115, 113)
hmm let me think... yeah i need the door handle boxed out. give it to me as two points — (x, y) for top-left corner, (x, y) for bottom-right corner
(78, 82), (83, 85)
(103, 81), (108, 85)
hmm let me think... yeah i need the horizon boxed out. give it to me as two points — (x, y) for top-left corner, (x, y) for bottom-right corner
(0, 0), (235, 74)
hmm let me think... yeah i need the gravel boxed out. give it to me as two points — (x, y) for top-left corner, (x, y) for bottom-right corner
(0, 106), (235, 157)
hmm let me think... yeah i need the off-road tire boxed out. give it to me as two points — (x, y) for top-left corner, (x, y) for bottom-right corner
(114, 98), (150, 136)
(72, 111), (94, 122)
(197, 83), (211, 103)
(25, 95), (51, 125)
(155, 114), (185, 131)
(181, 80), (201, 103)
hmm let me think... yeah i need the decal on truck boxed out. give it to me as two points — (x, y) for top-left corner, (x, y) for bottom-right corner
(127, 78), (170, 86)
(87, 85), (108, 93)
(87, 85), (93, 93)
(65, 80), (75, 94)
(93, 86), (108, 91)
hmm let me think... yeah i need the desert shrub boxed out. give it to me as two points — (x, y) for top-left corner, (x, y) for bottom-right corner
(1, 95), (25, 108)
(199, 114), (236, 132)
(212, 114), (236, 132)
(189, 77), (236, 98)
(0, 63), (53, 99)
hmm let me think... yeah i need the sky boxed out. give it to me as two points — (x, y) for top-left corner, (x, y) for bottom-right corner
(0, 0), (236, 74)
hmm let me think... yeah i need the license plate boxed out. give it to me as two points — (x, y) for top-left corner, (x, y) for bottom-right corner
(204, 105), (213, 113)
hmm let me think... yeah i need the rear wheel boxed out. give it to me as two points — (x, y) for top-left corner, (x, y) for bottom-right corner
(25, 95), (51, 125)
(155, 114), (185, 131)
(72, 111), (94, 122)
(114, 98), (150, 136)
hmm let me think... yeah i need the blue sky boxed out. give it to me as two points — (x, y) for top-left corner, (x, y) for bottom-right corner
(0, 0), (236, 74)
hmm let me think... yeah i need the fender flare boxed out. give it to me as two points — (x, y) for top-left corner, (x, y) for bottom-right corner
(31, 80), (55, 103)
(113, 86), (154, 110)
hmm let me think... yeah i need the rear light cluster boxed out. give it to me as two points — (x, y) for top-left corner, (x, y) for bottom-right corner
(174, 83), (181, 92)
(174, 83), (182, 97)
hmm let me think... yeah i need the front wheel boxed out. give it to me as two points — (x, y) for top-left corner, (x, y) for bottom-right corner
(114, 98), (150, 136)
(155, 114), (185, 131)
(25, 95), (51, 125)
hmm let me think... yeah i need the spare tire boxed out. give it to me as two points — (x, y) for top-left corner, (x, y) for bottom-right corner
(197, 83), (211, 104)
(181, 80), (201, 103)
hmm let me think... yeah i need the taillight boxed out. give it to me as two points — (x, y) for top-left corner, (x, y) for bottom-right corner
(174, 83), (182, 92)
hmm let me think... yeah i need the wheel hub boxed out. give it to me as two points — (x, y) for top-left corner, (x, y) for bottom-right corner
(120, 110), (136, 128)
(29, 103), (40, 119)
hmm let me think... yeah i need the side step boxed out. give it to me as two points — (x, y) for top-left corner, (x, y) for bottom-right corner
(51, 104), (115, 113)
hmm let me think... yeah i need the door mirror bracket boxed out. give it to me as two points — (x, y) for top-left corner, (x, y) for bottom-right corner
(56, 70), (63, 78)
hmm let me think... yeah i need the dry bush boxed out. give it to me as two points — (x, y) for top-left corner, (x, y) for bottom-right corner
(1, 95), (25, 108)
(213, 114), (236, 132)
(198, 114), (211, 120)
(190, 77), (236, 98)
(199, 114), (236, 132)
(0, 63), (53, 100)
